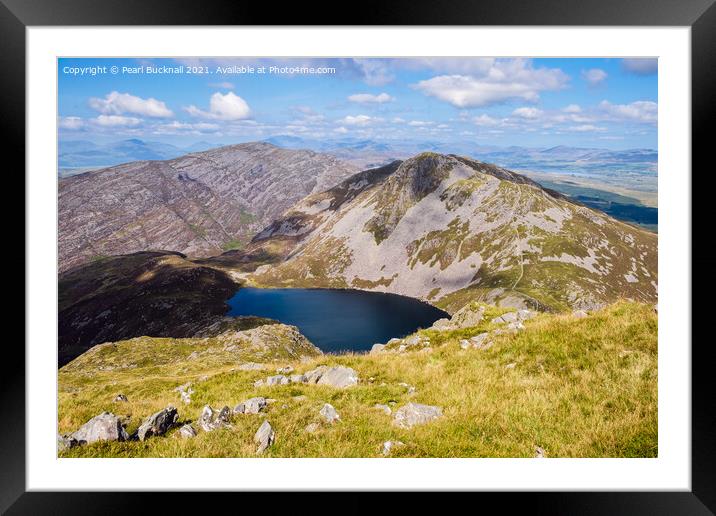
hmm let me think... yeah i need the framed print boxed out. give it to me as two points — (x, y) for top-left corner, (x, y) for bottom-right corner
(5, 0), (715, 512)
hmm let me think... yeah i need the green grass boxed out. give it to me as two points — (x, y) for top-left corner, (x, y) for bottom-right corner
(58, 301), (657, 458)
(222, 238), (247, 251)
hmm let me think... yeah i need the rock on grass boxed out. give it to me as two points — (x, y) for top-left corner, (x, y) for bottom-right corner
(393, 403), (442, 429)
(319, 403), (340, 423)
(69, 412), (129, 444)
(255, 420), (275, 453)
(137, 406), (179, 441)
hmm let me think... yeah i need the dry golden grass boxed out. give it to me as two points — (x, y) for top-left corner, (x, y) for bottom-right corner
(58, 301), (657, 458)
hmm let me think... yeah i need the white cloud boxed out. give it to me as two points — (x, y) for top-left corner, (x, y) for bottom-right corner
(412, 59), (567, 108)
(473, 114), (500, 126)
(563, 104), (582, 113)
(153, 121), (220, 134)
(89, 91), (173, 118)
(334, 126), (349, 134)
(208, 81), (235, 89)
(347, 92), (394, 103)
(621, 58), (658, 75)
(59, 116), (84, 129)
(582, 68), (608, 86)
(408, 120), (433, 127)
(94, 115), (142, 127)
(567, 124), (607, 132)
(599, 100), (657, 123)
(185, 92), (251, 121)
(352, 59), (395, 86)
(512, 107), (543, 119)
(340, 115), (374, 126)
(401, 58), (496, 75)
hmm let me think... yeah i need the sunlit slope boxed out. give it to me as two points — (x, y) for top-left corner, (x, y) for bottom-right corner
(59, 301), (657, 458)
(245, 153), (657, 313)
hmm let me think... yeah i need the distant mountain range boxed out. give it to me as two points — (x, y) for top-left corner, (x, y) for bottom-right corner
(261, 135), (657, 176)
(58, 139), (222, 173)
(59, 136), (657, 181)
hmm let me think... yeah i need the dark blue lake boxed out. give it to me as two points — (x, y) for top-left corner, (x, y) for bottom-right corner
(227, 287), (449, 353)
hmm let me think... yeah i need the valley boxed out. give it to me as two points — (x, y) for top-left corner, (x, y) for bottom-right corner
(57, 145), (659, 459)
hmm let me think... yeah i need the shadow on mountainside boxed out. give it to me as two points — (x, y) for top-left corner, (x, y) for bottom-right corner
(57, 251), (267, 367)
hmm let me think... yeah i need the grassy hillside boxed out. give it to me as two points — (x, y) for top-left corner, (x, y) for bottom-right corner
(58, 301), (657, 458)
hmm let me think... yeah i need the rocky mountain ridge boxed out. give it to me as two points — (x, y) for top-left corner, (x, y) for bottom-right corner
(58, 142), (359, 272)
(245, 152), (657, 313)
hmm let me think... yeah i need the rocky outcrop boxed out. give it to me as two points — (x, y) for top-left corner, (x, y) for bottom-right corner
(255, 420), (275, 454)
(319, 403), (340, 423)
(382, 440), (405, 456)
(179, 424), (197, 439)
(491, 309), (534, 324)
(199, 405), (232, 432)
(137, 406), (179, 441)
(234, 397), (267, 415)
(57, 434), (80, 451)
(69, 412), (129, 444)
(175, 383), (194, 405)
(315, 366), (359, 388)
(255, 365), (359, 388)
(433, 303), (485, 330)
(393, 403), (443, 429)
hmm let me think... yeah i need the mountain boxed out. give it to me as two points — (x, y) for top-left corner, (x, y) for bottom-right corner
(58, 139), (186, 169)
(56, 250), (292, 366)
(244, 152), (657, 313)
(58, 142), (359, 272)
(263, 136), (657, 189)
(58, 139), (227, 172)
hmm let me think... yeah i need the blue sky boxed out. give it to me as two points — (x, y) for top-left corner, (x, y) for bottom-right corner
(58, 57), (658, 150)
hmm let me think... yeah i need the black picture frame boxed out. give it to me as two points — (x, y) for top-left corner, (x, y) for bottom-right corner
(4, 0), (714, 513)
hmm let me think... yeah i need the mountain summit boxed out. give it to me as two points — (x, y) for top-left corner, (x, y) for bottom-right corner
(247, 152), (657, 312)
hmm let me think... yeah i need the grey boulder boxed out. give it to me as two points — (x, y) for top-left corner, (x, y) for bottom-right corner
(113, 394), (128, 403)
(301, 365), (359, 388)
(234, 396), (267, 415)
(381, 440), (405, 456)
(370, 343), (386, 355)
(137, 406), (179, 441)
(393, 403), (443, 429)
(179, 424), (197, 439)
(199, 405), (232, 432)
(305, 422), (320, 433)
(57, 434), (79, 451)
(70, 412), (129, 444)
(319, 403), (340, 423)
(254, 420), (275, 454)
(374, 404), (392, 415)
(316, 366), (359, 388)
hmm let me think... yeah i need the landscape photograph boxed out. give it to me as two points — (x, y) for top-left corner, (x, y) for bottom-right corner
(57, 57), (658, 458)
